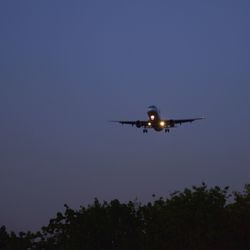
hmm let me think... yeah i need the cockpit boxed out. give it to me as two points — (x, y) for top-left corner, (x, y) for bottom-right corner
(147, 105), (160, 121)
(147, 105), (159, 113)
(148, 105), (157, 110)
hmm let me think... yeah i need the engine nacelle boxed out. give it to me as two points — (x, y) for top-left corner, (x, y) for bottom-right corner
(169, 120), (175, 127)
(136, 120), (141, 128)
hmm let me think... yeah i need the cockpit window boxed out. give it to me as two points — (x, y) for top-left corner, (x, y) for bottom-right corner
(148, 105), (157, 109)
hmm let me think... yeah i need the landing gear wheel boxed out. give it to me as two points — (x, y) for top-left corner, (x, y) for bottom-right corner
(143, 129), (148, 133)
(165, 129), (170, 133)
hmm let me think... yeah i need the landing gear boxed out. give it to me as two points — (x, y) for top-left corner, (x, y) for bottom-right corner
(143, 129), (148, 133)
(165, 128), (170, 133)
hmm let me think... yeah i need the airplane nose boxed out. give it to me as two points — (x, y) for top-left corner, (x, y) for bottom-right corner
(148, 105), (157, 112)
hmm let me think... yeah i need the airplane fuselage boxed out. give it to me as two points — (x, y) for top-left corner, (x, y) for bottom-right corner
(147, 105), (165, 131)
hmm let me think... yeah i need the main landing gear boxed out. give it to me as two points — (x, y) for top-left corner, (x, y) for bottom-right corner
(143, 129), (170, 133)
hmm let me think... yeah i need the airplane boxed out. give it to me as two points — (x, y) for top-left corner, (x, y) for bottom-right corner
(112, 105), (203, 133)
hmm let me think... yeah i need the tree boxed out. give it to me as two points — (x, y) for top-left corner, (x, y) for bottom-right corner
(2, 184), (250, 250)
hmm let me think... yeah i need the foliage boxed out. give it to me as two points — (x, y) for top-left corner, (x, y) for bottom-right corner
(1, 184), (250, 250)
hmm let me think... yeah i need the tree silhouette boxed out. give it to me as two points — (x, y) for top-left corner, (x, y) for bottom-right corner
(1, 183), (250, 250)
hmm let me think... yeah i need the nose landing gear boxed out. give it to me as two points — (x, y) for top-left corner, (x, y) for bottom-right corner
(165, 128), (170, 133)
(143, 129), (148, 133)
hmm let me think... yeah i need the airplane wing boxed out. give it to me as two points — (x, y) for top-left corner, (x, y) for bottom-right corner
(166, 118), (203, 126)
(111, 120), (148, 127)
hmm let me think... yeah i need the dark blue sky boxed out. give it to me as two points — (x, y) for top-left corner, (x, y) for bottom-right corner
(0, 0), (249, 232)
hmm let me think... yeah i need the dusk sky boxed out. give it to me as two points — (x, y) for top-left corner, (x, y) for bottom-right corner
(0, 0), (250, 232)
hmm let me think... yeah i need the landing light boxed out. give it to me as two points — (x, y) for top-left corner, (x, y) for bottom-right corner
(160, 121), (165, 127)
(150, 115), (155, 120)
(148, 122), (151, 126)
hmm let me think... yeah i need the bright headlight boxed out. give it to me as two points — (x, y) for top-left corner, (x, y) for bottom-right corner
(148, 122), (151, 126)
(160, 121), (165, 127)
(150, 115), (155, 120)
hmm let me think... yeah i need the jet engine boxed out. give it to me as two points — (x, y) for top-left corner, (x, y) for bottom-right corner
(136, 120), (141, 128)
(169, 120), (175, 127)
